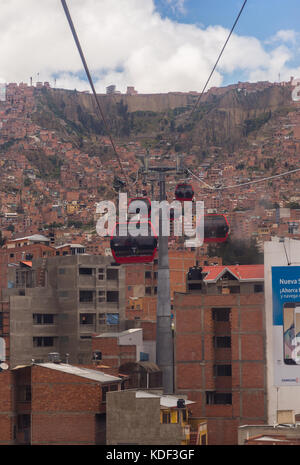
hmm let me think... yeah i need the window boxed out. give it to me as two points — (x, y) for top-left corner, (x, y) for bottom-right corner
(33, 314), (55, 325)
(98, 268), (105, 280)
(145, 271), (152, 279)
(79, 267), (93, 275)
(99, 313), (119, 325)
(254, 284), (264, 293)
(107, 269), (118, 280)
(214, 364), (232, 376)
(214, 336), (231, 348)
(154, 272), (158, 279)
(206, 391), (232, 405)
(145, 287), (152, 295)
(107, 291), (119, 302)
(106, 313), (119, 325)
(230, 286), (240, 294)
(79, 290), (94, 302)
(58, 268), (65, 274)
(80, 313), (95, 325)
(154, 287), (157, 295)
(0, 313), (3, 330)
(98, 290), (105, 302)
(212, 308), (231, 321)
(99, 313), (106, 325)
(10, 253), (14, 258)
(33, 337), (55, 347)
(162, 411), (170, 424)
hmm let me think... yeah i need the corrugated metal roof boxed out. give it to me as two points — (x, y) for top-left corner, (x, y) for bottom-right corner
(35, 362), (121, 383)
(135, 391), (195, 408)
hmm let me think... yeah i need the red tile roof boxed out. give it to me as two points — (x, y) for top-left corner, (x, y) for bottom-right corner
(202, 264), (264, 282)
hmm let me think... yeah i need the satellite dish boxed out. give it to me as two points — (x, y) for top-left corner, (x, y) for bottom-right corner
(0, 363), (8, 370)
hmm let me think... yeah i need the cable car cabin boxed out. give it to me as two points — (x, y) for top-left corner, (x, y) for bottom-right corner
(175, 183), (194, 202)
(128, 197), (151, 219)
(110, 220), (157, 264)
(203, 214), (229, 243)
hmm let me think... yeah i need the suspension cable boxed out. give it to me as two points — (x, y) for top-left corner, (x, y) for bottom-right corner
(61, 0), (129, 187)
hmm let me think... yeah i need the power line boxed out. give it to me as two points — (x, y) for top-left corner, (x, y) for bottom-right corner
(165, 0), (248, 157)
(60, 0), (129, 187)
(189, 0), (248, 120)
(185, 167), (215, 189)
(214, 167), (300, 190)
(187, 165), (300, 191)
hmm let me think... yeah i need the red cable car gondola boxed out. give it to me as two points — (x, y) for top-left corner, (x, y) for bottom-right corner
(203, 214), (230, 243)
(128, 197), (151, 218)
(110, 220), (157, 264)
(175, 183), (194, 202)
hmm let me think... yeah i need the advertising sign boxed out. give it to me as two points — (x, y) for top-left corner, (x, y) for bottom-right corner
(272, 266), (300, 385)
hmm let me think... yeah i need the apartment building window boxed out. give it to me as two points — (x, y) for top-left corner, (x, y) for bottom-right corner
(213, 336), (231, 348)
(80, 313), (95, 325)
(99, 313), (119, 325)
(33, 337), (55, 347)
(79, 267), (93, 275)
(33, 314), (55, 325)
(79, 290), (94, 303)
(107, 269), (118, 280)
(98, 268), (105, 280)
(98, 290), (105, 302)
(107, 291), (119, 303)
(206, 391), (232, 405)
(230, 286), (240, 294)
(145, 271), (152, 279)
(212, 308), (231, 321)
(145, 287), (152, 296)
(0, 313), (3, 331)
(154, 272), (158, 279)
(254, 284), (264, 293)
(214, 365), (232, 376)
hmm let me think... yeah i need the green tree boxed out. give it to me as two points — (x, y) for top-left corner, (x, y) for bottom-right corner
(208, 237), (263, 265)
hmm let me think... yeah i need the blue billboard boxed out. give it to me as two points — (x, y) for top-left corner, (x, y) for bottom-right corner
(272, 266), (300, 385)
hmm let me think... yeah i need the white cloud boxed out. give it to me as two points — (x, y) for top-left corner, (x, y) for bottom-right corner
(165, 0), (186, 14)
(267, 29), (298, 45)
(0, 0), (299, 93)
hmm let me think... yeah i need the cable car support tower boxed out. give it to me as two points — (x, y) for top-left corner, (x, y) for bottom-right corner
(139, 152), (186, 394)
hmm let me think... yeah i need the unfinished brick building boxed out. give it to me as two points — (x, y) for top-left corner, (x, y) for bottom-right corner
(1, 361), (122, 445)
(174, 265), (266, 445)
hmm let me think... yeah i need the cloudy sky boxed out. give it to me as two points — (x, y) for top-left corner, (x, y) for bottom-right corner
(1, 0), (300, 93)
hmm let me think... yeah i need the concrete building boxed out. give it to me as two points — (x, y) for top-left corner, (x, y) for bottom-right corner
(2, 254), (127, 367)
(106, 389), (207, 445)
(174, 264), (266, 445)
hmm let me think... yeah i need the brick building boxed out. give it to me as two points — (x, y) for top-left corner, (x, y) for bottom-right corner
(174, 264), (266, 445)
(1, 362), (122, 445)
